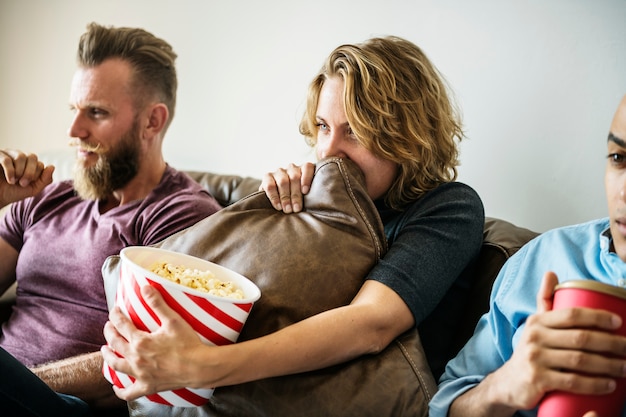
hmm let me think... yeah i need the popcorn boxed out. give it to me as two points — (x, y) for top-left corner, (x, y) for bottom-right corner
(149, 261), (245, 300)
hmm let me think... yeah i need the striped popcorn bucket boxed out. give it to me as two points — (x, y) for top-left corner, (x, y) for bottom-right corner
(102, 246), (261, 407)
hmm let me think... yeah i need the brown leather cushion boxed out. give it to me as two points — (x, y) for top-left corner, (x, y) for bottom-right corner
(103, 157), (436, 417)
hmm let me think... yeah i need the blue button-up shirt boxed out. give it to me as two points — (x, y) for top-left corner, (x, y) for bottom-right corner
(430, 217), (626, 417)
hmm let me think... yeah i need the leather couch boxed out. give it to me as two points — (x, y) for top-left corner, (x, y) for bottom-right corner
(0, 164), (540, 416)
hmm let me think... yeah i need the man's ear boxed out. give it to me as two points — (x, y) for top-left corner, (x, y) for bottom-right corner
(142, 103), (169, 139)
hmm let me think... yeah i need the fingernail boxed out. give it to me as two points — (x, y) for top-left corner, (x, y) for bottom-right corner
(302, 185), (310, 194)
(283, 204), (292, 213)
(608, 379), (617, 392)
(612, 314), (622, 328)
(293, 203), (301, 212)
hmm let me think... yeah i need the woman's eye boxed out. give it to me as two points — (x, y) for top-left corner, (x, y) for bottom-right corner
(316, 123), (328, 132)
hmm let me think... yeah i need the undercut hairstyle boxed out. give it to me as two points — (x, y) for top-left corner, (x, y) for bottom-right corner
(300, 36), (464, 209)
(76, 22), (178, 133)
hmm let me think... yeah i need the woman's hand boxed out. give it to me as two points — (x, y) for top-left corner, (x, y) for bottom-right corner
(101, 285), (208, 400)
(259, 162), (315, 213)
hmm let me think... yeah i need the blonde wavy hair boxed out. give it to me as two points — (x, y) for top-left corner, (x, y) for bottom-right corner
(300, 36), (463, 209)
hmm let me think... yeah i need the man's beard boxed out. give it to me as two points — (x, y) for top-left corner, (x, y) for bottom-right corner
(72, 122), (141, 201)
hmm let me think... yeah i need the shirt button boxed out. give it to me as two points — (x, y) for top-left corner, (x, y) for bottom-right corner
(618, 278), (626, 288)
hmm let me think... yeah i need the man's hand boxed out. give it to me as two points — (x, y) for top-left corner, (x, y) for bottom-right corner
(449, 272), (626, 417)
(0, 149), (54, 207)
(495, 272), (626, 409)
(259, 162), (315, 213)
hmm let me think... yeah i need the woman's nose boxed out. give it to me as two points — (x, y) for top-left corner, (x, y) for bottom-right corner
(318, 132), (347, 159)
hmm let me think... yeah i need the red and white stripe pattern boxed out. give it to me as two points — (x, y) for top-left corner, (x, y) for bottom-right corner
(103, 259), (255, 407)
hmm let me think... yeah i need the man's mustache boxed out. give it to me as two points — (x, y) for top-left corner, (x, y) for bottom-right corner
(68, 139), (102, 153)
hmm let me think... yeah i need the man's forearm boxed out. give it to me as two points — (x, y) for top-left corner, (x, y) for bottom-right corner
(31, 351), (125, 409)
(448, 374), (517, 417)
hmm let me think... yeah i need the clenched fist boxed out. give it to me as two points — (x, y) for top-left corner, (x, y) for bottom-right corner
(0, 149), (55, 208)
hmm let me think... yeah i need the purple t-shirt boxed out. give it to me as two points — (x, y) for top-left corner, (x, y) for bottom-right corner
(0, 165), (222, 366)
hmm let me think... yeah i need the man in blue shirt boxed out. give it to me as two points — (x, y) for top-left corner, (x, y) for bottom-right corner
(430, 94), (626, 417)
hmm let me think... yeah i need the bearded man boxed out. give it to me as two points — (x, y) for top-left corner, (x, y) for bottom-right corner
(0, 23), (221, 416)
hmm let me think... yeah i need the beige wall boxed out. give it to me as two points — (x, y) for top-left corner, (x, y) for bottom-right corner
(1, 0), (626, 232)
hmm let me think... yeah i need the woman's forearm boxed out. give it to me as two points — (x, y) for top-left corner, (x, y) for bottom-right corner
(189, 290), (413, 389)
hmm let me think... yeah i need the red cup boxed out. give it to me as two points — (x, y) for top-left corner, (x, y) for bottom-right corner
(102, 246), (261, 407)
(537, 280), (626, 417)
